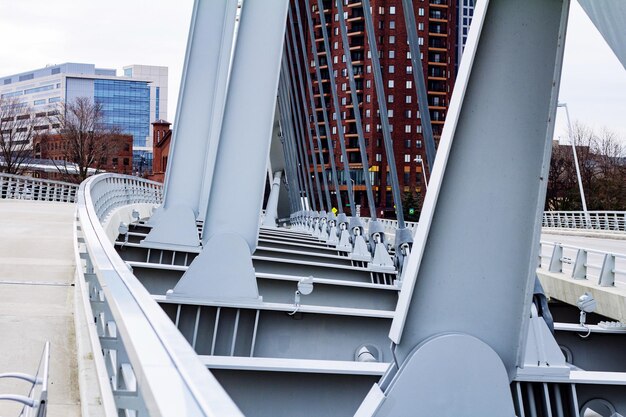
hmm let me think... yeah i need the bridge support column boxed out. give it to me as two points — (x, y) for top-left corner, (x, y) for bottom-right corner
(168, 0), (289, 302)
(262, 171), (283, 228)
(359, 0), (571, 413)
(142, 0), (238, 249)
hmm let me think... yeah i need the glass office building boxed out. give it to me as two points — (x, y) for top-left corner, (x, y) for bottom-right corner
(0, 63), (168, 173)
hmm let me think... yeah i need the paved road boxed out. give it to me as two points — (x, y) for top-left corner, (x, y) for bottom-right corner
(542, 232), (626, 255)
(0, 200), (80, 417)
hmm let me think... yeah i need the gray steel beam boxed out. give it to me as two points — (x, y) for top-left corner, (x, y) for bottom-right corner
(169, 0), (290, 302)
(361, 0), (406, 228)
(316, 0), (356, 214)
(336, 0), (377, 220)
(262, 171), (283, 228)
(290, 4), (333, 213)
(302, 0), (344, 213)
(143, 0), (238, 249)
(363, 0), (571, 413)
(401, 0), (437, 176)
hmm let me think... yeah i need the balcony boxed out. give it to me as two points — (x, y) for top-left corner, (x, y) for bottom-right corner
(429, 10), (447, 20)
(429, 23), (447, 36)
(428, 38), (447, 49)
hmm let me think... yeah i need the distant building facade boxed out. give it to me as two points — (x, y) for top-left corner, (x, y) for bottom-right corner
(0, 63), (167, 172)
(148, 119), (172, 183)
(33, 133), (134, 177)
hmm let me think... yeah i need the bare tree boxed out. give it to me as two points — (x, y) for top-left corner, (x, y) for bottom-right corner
(41, 97), (124, 183)
(546, 121), (626, 211)
(0, 97), (34, 174)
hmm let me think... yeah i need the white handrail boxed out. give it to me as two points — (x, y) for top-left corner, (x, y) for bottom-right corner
(0, 173), (79, 203)
(76, 173), (243, 417)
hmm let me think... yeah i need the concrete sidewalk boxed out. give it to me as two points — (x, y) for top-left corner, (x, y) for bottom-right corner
(0, 200), (80, 417)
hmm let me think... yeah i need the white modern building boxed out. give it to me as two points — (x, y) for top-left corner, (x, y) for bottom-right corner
(0, 63), (168, 171)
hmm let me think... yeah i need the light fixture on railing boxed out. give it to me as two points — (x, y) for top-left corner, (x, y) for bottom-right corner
(577, 292), (596, 338)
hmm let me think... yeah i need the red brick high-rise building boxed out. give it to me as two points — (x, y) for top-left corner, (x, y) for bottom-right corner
(301, 0), (456, 217)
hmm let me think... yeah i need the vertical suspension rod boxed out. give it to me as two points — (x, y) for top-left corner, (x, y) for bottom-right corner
(316, 0), (356, 213)
(402, 0), (437, 177)
(290, 3), (333, 212)
(336, 0), (377, 220)
(302, 0), (344, 213)
(284, 39), (318, 212)
(281, 61), (312, 212)
(362, 0), (406, 228)
(286, 10), (326, 213)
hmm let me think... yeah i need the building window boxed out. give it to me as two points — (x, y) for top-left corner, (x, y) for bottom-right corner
(366, 80), (371, 88)
(389, 50), (395, 59)
(418, 7), (425, 16)
(388, 109), (393, 117)
(366, 94), (371, 103)
(334, 41), (338, 50)
(405, 110), (412, 118)
(51, 67), (60, 75)
(388, 65), (395, 73)
(375, 153), (382, 162)
(406, 80), (413, 89)
(405, 95), (412, 104)
(19, 73), (34, 82)
(405, 139), (411, 148)
(389, 35), (395, 44)
(389, 6), (396, 14)
(418, 22), (424, 31)
(48, 97), (61, 103)
(365, 109), (370, 117)
(341, 97), (347, 105)
(365, 124), (370, 132)
(406, 65), (413, 74)
(388, 94), (394, 103)
(404, 154), (411, 163)
(34, 99), (46, 106)
(388, 80), (394, 88)
(418, 37), (424, 45)
(389, 20), (395, 29)
(416, 140), (422, 148)
(416, 125), (423, 133)
(405, 125), (411, 133)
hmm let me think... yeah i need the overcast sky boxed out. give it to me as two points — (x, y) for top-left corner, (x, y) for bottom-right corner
(0, 1), (624, 143)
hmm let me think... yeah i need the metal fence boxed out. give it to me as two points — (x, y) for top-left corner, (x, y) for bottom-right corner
(538, 240), (626, 287)
(0, 173), (78, 203)
(75, 173), (242, 417)
(543, 211), (626, 232)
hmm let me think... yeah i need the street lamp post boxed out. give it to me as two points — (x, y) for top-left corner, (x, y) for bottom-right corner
(414, 155), (428, 191)
(558, 103), (589, 221)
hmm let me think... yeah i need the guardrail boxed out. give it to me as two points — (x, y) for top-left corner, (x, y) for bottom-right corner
(0, 341), (49, 417)
(0, 173), (78, 203)
(76, 173), (242, 417)
(543, 211), (626, 232)
(538, 240), (626, 287)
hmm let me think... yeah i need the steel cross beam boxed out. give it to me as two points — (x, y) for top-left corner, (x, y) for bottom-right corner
(358, 0), (571, 415)
(302, 0), (344, 213)
(168, 0), (290, 302)
(143, 0), (238, 249)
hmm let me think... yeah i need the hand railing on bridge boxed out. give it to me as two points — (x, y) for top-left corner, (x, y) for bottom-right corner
(543, 211), (626, 232)
(538, 240), (626, 287)
(0, 341), (49, 417)
(0, 173), (78, 203)
(76, 173), (242, 417)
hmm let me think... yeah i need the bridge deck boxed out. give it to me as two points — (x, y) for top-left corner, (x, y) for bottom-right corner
(0, 200), (80, 417)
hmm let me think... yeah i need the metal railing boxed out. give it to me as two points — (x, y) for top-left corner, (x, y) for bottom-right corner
(542, 211), (626, 232)
(76, 173), (242, 417)
(0, 173), (78, 203)
(0, 341), (49, 417)
(538, 240), (626, 287)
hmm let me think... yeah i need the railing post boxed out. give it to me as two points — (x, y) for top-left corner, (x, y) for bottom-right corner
(548, 244), (563, 273)
(598, 253), (615, 287)
(571, 248), (588, 280)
